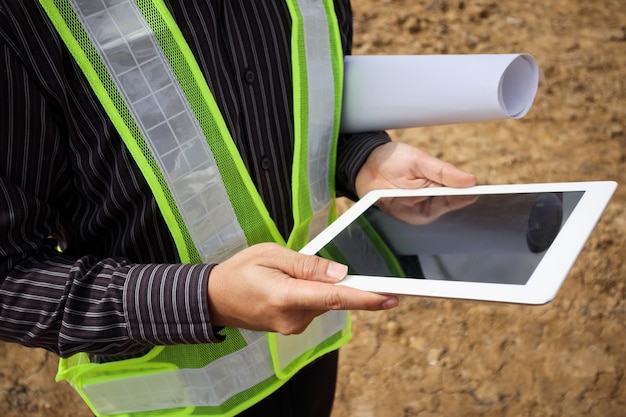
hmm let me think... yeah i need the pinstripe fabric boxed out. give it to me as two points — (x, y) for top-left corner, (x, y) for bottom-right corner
(0, 0), (390, 358)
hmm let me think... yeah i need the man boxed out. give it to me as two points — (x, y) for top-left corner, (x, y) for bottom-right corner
(0, 1), (476, 416)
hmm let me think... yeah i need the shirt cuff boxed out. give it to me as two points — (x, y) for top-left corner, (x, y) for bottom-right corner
(335, 131), (391, 200)
(124, 263), (222, 345)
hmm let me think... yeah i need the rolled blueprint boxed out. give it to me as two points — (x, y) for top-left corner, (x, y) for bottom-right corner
(339, 54), (540, 133)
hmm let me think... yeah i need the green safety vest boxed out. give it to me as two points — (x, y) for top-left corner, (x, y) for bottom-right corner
(40, 0), (350, 415)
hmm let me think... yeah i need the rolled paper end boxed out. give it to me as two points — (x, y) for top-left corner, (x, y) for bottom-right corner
(499, 54), (540, 118)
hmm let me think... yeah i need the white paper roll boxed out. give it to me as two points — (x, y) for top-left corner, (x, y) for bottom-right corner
(339, 54), (540, 133)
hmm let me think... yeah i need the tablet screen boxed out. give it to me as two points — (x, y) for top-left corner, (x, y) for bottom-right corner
(318, 191), (584, 285)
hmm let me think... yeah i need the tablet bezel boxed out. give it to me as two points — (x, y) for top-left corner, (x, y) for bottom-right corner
(300, 181), (617, 304)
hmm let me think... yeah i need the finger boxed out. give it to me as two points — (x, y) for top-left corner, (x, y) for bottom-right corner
(282, 278), (399, 312)
(405, 194), (479, 225)
(380, 194), (477, 225)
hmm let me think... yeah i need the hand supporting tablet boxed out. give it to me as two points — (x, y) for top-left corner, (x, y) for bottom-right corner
(301, 182), (617, 305)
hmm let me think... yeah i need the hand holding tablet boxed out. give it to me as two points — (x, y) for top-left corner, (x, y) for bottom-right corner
(301, 182), (617, 305)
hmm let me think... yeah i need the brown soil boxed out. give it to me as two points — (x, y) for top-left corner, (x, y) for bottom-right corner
(1, 0), (624, 416)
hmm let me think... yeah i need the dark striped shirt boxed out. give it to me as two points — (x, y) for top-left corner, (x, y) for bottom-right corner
(0, 0), (390, 358)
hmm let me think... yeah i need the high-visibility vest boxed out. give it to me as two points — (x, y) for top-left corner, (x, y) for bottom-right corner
(40, 0), (350, 416)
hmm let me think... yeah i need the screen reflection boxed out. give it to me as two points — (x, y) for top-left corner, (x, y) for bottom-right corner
(318, 192), (583, 285)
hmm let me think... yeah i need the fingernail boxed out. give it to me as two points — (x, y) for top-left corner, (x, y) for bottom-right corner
(382, 297), (399, 309)
(326, 262), (348, 281)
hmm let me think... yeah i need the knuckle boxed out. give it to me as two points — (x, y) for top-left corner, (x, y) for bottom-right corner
(258, 242), (281, 257)
(296, 255), (323, 279)
(324, 290), (347, 310)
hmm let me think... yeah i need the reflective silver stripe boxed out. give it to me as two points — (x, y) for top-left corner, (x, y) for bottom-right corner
(308, 200), (333, 242)
(81, 330), (273, 415)
(71, 0), (247, 264)
(79, 315), (345, 415)
(298, 0), (335, 216)
(272, 310), (347, 372)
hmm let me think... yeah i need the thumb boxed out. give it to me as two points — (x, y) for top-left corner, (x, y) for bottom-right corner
(281, 252), (348, 283)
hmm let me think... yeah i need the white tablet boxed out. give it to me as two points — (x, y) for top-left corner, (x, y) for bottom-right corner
(301, 181), (617, 304)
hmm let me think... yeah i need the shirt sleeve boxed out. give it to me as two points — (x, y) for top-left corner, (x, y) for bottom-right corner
(335, 131), (391, 201)
(0, 242), (222, 358)
(124, 263), (221, 347)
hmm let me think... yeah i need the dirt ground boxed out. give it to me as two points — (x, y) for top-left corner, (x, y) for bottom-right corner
(1, 0), (624, 416)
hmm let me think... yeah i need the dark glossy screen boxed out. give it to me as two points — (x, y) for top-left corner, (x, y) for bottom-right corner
(318, 192), (583, 285)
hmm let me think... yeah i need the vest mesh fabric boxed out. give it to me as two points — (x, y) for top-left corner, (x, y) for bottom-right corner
(54, 0), (201, 263)
(137, 0), (280, 249)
